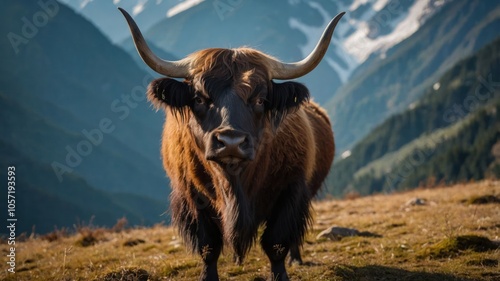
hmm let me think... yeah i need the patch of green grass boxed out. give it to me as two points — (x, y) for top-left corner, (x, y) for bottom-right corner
(75, 234), (98, 247)
(465, 195), (500, 205)
(160, 261), (198, 277)
(99, 268), (150, 281)
(166, 246), (183, 254)
(330, 264), (473, 281)
(420, 235), (499, 259)
(465, 257), (498, 267)
(122, 238), (145, 247)
(226, 265), (247, 276)
(142, 244), (156, 252)
(74, 228), (106, 247)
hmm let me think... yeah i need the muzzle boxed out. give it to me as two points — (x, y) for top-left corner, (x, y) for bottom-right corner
(206, 129), (255, 164)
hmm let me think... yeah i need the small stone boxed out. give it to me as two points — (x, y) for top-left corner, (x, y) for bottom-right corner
(405, 197), (426, 206)
(316, 226), (360, 241)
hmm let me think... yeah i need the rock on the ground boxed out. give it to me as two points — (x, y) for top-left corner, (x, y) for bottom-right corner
(405, 197), (427, 207)
(316, 226), (360, 241)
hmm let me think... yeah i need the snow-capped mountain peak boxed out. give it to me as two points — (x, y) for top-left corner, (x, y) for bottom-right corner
(289, 1), (358, 83)
(59, 0), (182, 43)
(288, 0), (447, 82)
(167, 0), (205, 18)
(132, 0), (147, 16)
(344, 0), (448, 63)
(62, 0), (446, 85)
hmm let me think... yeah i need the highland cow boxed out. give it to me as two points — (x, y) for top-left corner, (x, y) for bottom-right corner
(120, 8), (342, 280)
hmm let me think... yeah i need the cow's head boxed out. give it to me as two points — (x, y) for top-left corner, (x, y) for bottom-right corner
(119, 8), (344, 170)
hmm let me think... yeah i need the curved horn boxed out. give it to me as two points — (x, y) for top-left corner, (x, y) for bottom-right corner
(269, 12), (345, 80)
(118, 8), (190, 78)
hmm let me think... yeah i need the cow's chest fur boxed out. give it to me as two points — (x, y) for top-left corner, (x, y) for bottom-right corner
(162, 108), (314, 260)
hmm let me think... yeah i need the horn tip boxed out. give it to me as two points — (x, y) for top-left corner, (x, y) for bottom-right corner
(117, 7), (129, 17)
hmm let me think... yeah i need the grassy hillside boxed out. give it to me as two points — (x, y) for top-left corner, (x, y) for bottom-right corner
(326, 0), (500, 153)
(1, 181), (499, 280)
(326, 36), (500, 196)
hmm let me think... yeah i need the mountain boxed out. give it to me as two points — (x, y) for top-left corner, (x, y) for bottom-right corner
(0, 0), (170, 233)
(129, 40), (179, 76)
(59, 0), (180, 74)
(326, 36), (500, 197)
(121, 0), (341, 104)
(62, 0), (459, 146)
(120, 0), (444, 104)
(326, 0), (500, 154)
(58, 0), (182, 43)
(0, 138), (167, 234)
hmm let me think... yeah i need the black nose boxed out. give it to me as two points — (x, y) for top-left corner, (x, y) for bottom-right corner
(207, 130), (253, 163)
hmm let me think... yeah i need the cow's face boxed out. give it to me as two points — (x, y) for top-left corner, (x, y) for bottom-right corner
(147, 49), (309, 170)
(120, 8), (344, 171)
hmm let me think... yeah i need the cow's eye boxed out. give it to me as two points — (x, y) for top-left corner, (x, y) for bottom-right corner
(194, 96), (205, 105)
(255, 98), (264, 106)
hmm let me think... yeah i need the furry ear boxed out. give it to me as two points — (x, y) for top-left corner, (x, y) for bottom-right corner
(147, 78), (192, 109)
(267, 81), (310, 127)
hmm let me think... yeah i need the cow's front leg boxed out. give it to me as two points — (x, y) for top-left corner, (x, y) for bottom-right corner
(171, 189), (222, 281)
(260, 180), (311, 281)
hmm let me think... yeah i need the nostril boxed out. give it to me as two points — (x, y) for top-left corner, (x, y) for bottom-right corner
(209, 130), (253, 161)
(214, 135), (225, 148)
(217, 139), (225, 148)
(240, 137), (249, 149)
(217, 134), (245, 148)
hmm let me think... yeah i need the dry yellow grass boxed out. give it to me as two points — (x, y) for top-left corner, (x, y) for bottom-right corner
(1, 181), (499, 280)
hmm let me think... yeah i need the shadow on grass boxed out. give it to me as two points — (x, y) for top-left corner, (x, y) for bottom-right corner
(331, 264), (475, 281)
(359, 231), (383, 238)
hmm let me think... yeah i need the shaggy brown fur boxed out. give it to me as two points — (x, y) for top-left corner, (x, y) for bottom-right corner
(147, 47), (335, 280)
